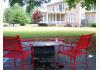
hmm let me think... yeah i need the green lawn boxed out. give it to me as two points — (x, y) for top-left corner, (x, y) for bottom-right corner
(3, 27), (96, 54)
(3, 27), (96, 38)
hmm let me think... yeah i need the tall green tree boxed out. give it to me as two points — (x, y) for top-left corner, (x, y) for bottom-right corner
(26, 0), (41, 13)
(65, 0), (96, 10)
(8, 0), (26, 6)
(5, 0), (51, 13)
(4, 3), (30, 25)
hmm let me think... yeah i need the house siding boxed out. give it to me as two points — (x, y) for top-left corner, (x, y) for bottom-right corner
(40, 0), (96, 27)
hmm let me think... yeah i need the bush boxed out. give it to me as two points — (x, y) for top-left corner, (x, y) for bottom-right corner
(38, 23), (48, 26)
(91, 23), (96, 27)
(4, 3), (30, 25)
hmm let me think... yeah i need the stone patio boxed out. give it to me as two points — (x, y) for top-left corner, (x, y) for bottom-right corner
(4, 45), (96, 70)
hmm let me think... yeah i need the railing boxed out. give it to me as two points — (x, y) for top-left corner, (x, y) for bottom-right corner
(48, 21), (66, 24)
(40, 21), (66, 24)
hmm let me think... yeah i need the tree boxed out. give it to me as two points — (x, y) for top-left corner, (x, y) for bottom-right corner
(26, 0), (41, 13)
(8, 0), (50, 6)
(5, 0), (51, 13)
(65, 0), (96, 10)
(8, 0), (26, 6)
(32, 10), (43, 24)
(4, 3), (30, 26)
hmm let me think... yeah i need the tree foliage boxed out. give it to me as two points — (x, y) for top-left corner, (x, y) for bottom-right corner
(26, 0), (41, 13)
(4, 3), (30, 25)
(65, 0), (96, 10)
(8, 0), (26, 6)
(5, 0), (95, 11)
(6, 0), (51, 13)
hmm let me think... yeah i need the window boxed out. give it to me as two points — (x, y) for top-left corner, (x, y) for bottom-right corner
(68, 13), (75, 23)
(53, 6), (54, 11)
(59, 4), (62, 11)
(68, 14), (70, 23)
(72, 14), (75, 23)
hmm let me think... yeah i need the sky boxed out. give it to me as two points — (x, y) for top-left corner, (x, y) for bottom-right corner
(51, 0), (60, 2)
(3, 0), (9, 8)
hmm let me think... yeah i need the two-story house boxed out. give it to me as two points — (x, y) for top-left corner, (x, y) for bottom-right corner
(39, 0), (96, 27)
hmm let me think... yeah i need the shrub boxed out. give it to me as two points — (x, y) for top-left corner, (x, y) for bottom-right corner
(91, 23), (96, 27)
(38, 23), (48, 26)
(4, 3), (31, 26)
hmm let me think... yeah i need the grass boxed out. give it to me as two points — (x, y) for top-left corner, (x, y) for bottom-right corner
(3, 27), (96, 54)
(3, 27), (96, 38)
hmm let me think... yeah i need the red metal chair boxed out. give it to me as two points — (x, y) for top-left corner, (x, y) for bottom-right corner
(58, 33), (94, 70)
(3, 35), (34, 70)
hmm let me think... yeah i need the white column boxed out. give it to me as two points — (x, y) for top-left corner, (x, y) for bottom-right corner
(55, 14), (56, 24)
(52, 14), (53, 23)
(50, 14), (52, 23)
(55, 14), (57, 26)
(78, 5), (82, 27)
(47, 12), (48, 24)
(42, 15), (44, 22)
(65, 14), (66, 24)
(52, 14), (54, 22)
(48, 14), (49, 23)
(50, 14), (51, 24)
(60, 13), (61, 24)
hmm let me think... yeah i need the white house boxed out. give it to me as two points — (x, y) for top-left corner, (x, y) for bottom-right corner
(39, 0), (96, 27)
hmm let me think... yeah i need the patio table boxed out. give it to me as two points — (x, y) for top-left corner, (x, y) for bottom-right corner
(21, 41), (67, 70)
(21, 41), (67, 47)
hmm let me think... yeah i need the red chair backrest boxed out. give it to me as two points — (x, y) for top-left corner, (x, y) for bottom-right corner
(3, 35), (22, 52)
(76, 33), (94, 50)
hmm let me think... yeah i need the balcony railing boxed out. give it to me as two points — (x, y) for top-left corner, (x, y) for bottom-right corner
(48, 21), (66, 24)
(40, 21), (66, 24)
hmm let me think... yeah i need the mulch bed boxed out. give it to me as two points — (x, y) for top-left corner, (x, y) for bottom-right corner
(21, 36), (96, 54)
